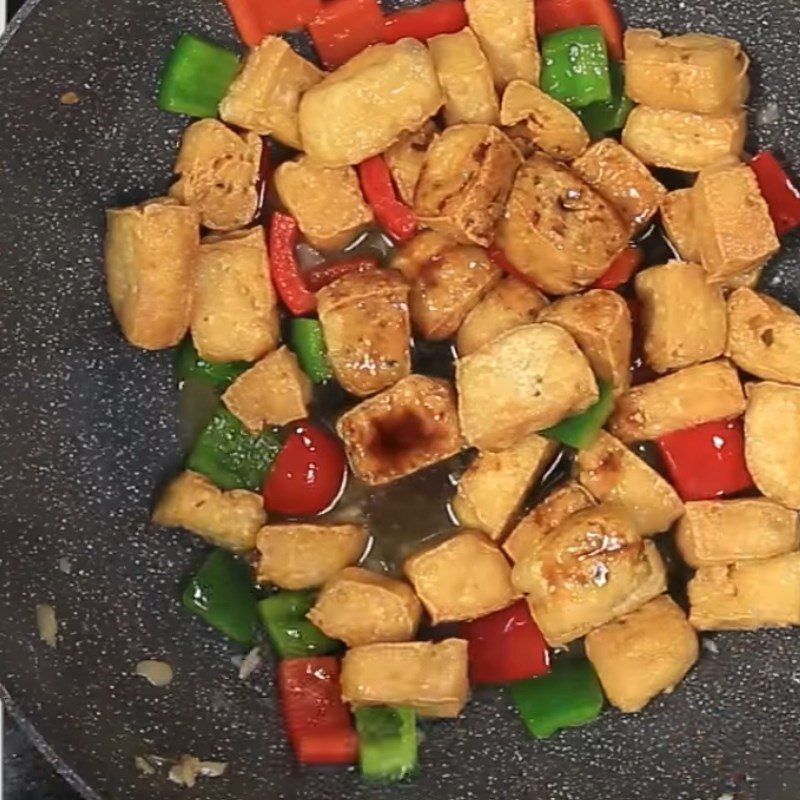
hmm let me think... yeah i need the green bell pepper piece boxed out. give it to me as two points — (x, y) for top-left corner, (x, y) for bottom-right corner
(542, 379), (614, 450)
(258, 590), (315, 620)
(541, 26), (612, 110)
(176, 338), (249, 389)
(511, 658), (603, 739)
(157, 34), (240, 118)
(290, 318), (333, 383)
(257, 591), (341, 658)
(355, 707), (418, 782)
(577, 61), (634, 139)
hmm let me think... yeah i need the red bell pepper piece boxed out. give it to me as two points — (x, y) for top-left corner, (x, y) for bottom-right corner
(308, 0), (385, 69)
(268, 212), (317, 316)
(382, 1), (468, 44)
(593, 246), (642, 290)
(304, 257), (379, 291)
(223, 0), (323, 46)
(749, 151), (800, 237)
(535, 0), (624, 61)
(460, 599), (550, 685)
(357, 156), (418, 243)
(655, 418), (754, 502)
(278, 657), (358, 765)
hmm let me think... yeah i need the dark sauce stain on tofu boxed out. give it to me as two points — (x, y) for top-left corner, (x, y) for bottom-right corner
(365, 409), (440, 469)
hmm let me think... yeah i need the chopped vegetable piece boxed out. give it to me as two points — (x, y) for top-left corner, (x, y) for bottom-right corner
(355, 707), (418, 782)
(577, 61), (633, 139)
(258, 592), (340, 658)
(157, 34), (239, 118)
(290, 319), (333, 383)
(223, 0), (323, 46)
(308, 0), (385, 69)
(749, 151), (800, 237)
(511, 658), (603, 739)
(540, 26), (612, 110)
(542, 379), (614, 449)
(593, 246), (642, 290)
(182, 549), (258, 645)
(655, 418), (753, 502)
(269, 212), (317, 316)
(304, 257), (380, 292)
(535, 0), (623, 61)
(382, 1), (468, 44)
(176, 338), (249, 388)
(258, 589), (315, 620)
(357, 156), (418, 243)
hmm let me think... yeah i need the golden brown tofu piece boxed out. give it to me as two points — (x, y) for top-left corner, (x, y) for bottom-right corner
(337, 375), (462, 486)
(341, 639), (469, 717)
(191, 227), (279, 364)
(621, 106), (746, 172)
(452, 434), (557, 540)
(384, 121), (439, 206)
(308, 567), (422, 647)
(457, 323), (598, 451)
(317, 270), (411, 397)
(219, 36), (322, 149)
(105, 198), (198, 350)
(693, 161), (779, 281)
(576, 431), (683, 537)
(392, 231), (500, 340)
(688, 553), (800, 630)
(255, 524), (368, 589)
(299, 40), (443, 167)
(660, 189), (700, 262)
(414, 124), (521, 246)
(744, 381), (800, 509)
(222, 347), (311, 431)
(513, 503), (667, 645)
(609, 360), (745, 443)
(635, 261), (727, 373)
(585, 595), (698, 713)
(499, 80), (588, 161)
(404, 531), (517, 623)
(152, 471), (265, 552)
(539, 290), (632, 394)
(496, 154), (628, 295)
(676, 499), (798, 568)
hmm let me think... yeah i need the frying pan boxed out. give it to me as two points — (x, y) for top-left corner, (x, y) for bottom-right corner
(1, 0), (799, 798)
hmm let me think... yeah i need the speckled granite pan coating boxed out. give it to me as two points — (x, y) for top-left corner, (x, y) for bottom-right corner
(0, 1), (799, 799)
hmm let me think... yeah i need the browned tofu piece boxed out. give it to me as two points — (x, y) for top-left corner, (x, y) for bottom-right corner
(539, 290), (632, 394)
(336, 375), (462, 486)
(585, 595), (699, 712)
(255, 524), (368, 589)
(621, 106), (746, 172)
(219, 36), (322, 149)
(414, 124), (522, 247)
(384, 122), (439, 206)
(609, 360), (745, 443)
(317, 270), (411, 397)
(513, 503), (667, 645)
(693, 161), (779, 281)
(456, 323), (598, 451)
(404, 531), (517, 623)
(152, 471), (265, 552)
(192, 227), (279, 364)
(660, 189), (700, 262)
(688, 553), (800, 630)
(727, 289), (800, 384)
(392, 231), (500, 340)
(635, 261), (727, 373)
(308, 567), (422, 647)
(576, 431), (683, 536)
(341, 639), (469, 717)
(676, 499), (798, 567)
(222, 347), (311, 431)
(451, 434), (557, 540)
(496, 154), (628, 295)
(624, 29), (749, 115)
(104, 198), (198, 350)
(744, 381), (800, 509)
(299, 40), (443, 167)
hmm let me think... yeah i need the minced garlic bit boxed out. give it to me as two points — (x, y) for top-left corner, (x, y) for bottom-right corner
(57, 557), (73, 575)
(135, 660), (174, 687)
(134, 756), (156, 776)
(59, 91), (80, 105)
(36, 604), (58, 647)
(238, 646), (262, 680)
(168, 755), (228, 787)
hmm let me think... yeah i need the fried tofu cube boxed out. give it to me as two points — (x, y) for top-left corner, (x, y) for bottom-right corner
(384, 121), (439, 206)
(621, 106), (746, 172)
(404, 531), (517, 623)
(341, 639), (469, 717)
(392, 231), (500, 340)
(576, 431), (683, 536)
(191, 227), (279, 363)
(456, 323), (598, 451)
(255, 523), (368, 589)
(688, 553), (800, 630)
(152, 471), (265, 552)
(451, 434), (557, 540)
(609, 360), (745, 443)
(676, 498), (798, 567)
(299, 40), (443, 167)
(635, 261), (727, 373)
(317, 270), (411, 397)
(336, 375), (462, 486)
(104, 198), (198, 350)
(222, 347), (311, 431)
(660, 189), (700, 262)
(219, 36), (322, 149)
(496, 154), (628, 295)
(585, 595), (699, 712)
(308, 567), (422, 647)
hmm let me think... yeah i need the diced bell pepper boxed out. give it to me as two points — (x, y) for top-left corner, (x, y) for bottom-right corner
(535, 0), (624, 61)
(593, 246), (642, 290)
(269, 212), (317, 316)
(382, 1), (468, 44)
(357, 156), (418, 243)
(176, 338), (249, 389)
(308, 0), (385, 69)
(542, 379), (614, 449)
(223, 0), (323, 46)
(355, 706), (418, 782)
(290, 318), (333, 383)
(749, 151), (800, 237)
(577, 61), (633, 139)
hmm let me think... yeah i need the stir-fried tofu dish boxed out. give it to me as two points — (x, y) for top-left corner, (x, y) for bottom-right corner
(104, 0), (800, 780)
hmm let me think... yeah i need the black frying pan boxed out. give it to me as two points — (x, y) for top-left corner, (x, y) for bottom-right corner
(1, 0), (799, 798)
